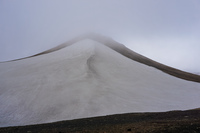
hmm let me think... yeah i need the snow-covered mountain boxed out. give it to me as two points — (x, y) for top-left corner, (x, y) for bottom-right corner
(0, 34), (200, 127)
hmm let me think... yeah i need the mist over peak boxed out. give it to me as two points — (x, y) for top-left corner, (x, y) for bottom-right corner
(1, 0), (200, 73)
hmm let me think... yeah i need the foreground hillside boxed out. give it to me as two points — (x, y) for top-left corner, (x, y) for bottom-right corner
(0, 109), (200, 133)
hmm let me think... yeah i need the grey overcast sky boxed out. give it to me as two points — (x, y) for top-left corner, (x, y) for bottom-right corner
(0, 0), (200, 73)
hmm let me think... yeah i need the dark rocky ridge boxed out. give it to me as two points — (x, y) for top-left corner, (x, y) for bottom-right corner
(6, 33), (200, 83)
(0, 109), (200, 133)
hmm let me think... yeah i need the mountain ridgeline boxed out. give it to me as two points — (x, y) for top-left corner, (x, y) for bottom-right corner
(10, 33), (200, 83)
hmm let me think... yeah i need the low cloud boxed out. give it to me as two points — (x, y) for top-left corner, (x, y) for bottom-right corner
(0, 0), (200, 73)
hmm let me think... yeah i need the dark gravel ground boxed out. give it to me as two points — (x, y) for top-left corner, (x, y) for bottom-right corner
(0, 109), (200, 133)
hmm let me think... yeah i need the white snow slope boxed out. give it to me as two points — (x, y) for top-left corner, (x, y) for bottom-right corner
(0, 39), (200, 127)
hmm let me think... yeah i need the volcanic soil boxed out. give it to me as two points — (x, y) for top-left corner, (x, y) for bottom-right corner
(0, 109), (200, 133)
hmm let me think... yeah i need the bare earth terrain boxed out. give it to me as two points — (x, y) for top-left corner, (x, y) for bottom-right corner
(0, 109), (200, 133)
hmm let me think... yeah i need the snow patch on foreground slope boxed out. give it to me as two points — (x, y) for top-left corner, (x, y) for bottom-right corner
(0, 39), (200, 127)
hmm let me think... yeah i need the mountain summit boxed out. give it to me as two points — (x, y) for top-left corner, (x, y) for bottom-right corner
(10, 33), (200, 82)
(0, 34), (200, 127)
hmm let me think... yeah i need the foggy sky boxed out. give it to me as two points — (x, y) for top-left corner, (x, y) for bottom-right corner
(0, 0), (200, 73)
